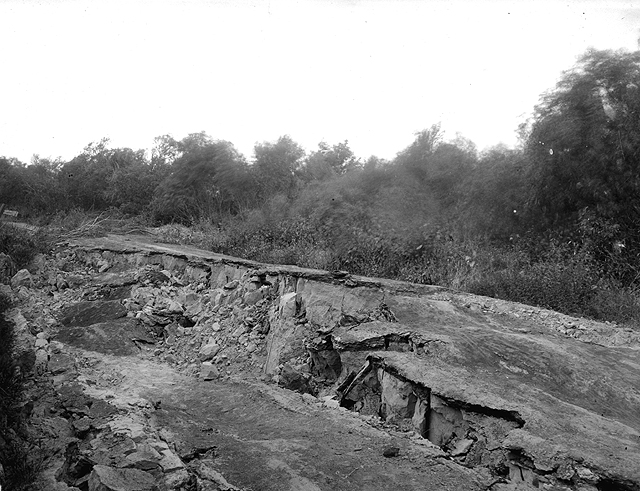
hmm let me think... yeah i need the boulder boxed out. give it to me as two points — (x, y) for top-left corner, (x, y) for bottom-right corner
(198, 343), (220, 361)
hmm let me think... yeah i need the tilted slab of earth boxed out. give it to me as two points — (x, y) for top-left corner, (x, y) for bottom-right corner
(7, 233), (640, 491)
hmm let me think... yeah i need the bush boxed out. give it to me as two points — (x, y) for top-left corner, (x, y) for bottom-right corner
(467, 242), (640, 324)
(469, 260), (596, 314)
(206, 214), (332, 269)
(0, 224), (53, 270)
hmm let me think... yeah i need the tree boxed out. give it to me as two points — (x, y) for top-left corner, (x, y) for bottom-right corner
(105, 148), (158, 214)
(523, 48), (640, 284)
(525, 49), (640, 224)
(151, 137), (254, 223)
(0, 157), (26, 207)
(60, 138), (114, 210)
(462, 144), (527, 239)
(395, 125), (476, 211)
(22, 156), (64, 212)
(253, 135), (305, 199)
(60, 139), (156, 212)
(301, 141), (360, 181)
(395, 123), (444, 180)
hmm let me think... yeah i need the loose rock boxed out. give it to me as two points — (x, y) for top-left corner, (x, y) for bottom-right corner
(11, 269), (33, 289)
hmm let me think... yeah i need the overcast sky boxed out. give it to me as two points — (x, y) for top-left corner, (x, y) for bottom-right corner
(1, 0), (639, 164)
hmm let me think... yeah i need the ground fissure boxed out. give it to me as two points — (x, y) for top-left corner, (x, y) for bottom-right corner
(1, 233), (639, 490)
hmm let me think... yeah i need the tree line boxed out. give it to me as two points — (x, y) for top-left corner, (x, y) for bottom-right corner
(3, 48), (640, 319)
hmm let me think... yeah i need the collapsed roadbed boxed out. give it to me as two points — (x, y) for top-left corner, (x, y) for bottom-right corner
(5, 233), (640, 490)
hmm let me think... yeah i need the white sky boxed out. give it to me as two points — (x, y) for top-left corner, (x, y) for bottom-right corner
(1, 0), (639, 164)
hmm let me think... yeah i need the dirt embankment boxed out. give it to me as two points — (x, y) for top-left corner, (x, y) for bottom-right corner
(3, 233), (640, 491)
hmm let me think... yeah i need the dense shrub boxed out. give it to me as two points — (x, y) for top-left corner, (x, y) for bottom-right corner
(0, 224), (53, 270)
(468, 242), (640, 323)
(206, 215), (332, 268)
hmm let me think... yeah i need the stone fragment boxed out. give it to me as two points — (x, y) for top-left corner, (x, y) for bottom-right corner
(163, 469), (192, 489)
(201, 362), (220, 380)
(158, 449), (184, 472)
(87, 465), (158, 491)
(199, 343), (221, 361)
(224, 280), (238, 290)
(35, 337), (49, 348)
(279, 292), (298, 318)
(72, 416), (92, 436)
(556, 462), (575, 480)
(124, 444), (162, 471)
(49, 341), (63, 354)
(323, 399), (340, 409)
(450, 438), (474, 456)
(166, 299), (183, 313)
(97, 260), (111, 273)
(243, 290), (263, 306)
(576, 467), (596, 481)
(11, 269), (33, 289)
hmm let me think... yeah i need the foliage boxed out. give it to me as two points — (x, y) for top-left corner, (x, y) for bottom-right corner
(151, 137), (255, 224)
(206, 214), (332, 268)
(0, 224), (53, 270)
(300, 140), (361, 181)
(0, 157), (27, 209)
(461, 144), (527, 239)
(523, 48), (640, 288)
(468, 240), (640, 323)
(253, 135), (305, 199)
